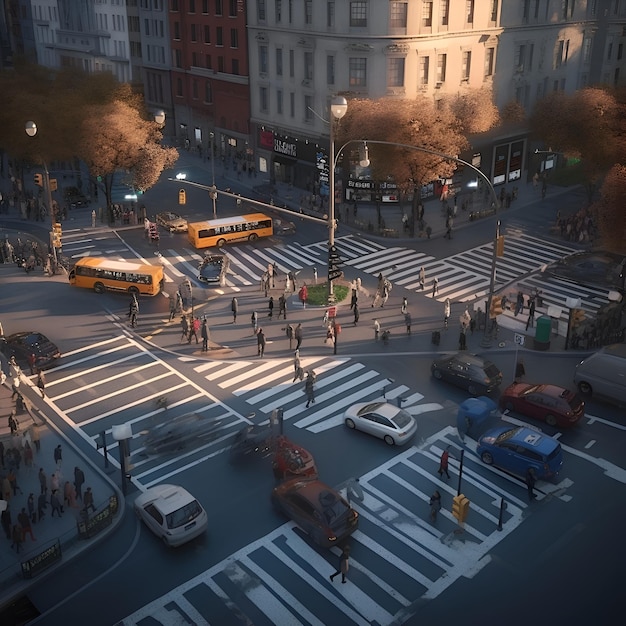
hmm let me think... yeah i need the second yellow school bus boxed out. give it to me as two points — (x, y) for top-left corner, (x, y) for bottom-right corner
(187, 213), (273, 249)
(68, 257), (164, 296)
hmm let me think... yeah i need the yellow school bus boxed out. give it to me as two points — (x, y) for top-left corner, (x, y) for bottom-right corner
(68, 257), (164, 296)
(187, 213), (273, 249)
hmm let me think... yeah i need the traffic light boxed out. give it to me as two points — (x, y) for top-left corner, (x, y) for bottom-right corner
(570, 308), (585, 328)
(489, 295), (503, 319)
(496, 235), (505, 257)
(178, 189), (186, 205)
(52, 222), (62, 248)
(34, 173), (43, 187)
(452, 494), (470, 523)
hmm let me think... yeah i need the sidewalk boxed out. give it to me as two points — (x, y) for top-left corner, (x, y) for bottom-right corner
(0, 375), (123, 609)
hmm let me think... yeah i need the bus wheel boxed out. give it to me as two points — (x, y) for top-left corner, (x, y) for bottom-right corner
(248, 233), (258, 242)
(217, 239), (226, 248)
(129, 286), (140, 295)
(94, 282), (105, 294)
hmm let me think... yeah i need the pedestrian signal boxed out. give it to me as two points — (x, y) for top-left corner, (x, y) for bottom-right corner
(452, 494), (470, 522)
(178, 189), (186, 205)
(34, 173), (43, 187)
(489, 295), (503, 319)
(496, 235), (505, 257)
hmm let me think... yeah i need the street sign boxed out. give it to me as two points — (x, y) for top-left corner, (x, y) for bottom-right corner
(514, 333), (525, 346)
(328, 268), (342, 281)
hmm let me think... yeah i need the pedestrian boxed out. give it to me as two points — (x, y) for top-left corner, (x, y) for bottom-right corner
(285, 274), (291, 293)
(11, 523), (24, 552)
(168, 294), (177, 321)
(419, 267), (425, 290)
(429, 490), (442, 522)
(8, 468), (22, 496)
(350, 289), (358, 311)
(432, 278), (439, 298)
(27, 493), (36, 524)
(37, 492), (47, 522)
(50, 473), (60, 493)
(257, 328), (266, 358)
(438, 446), (451, 479)
(31, 424), (41, 452)
(8, 412), (18, 435)
(180, 315), (189, 342)
(401, 297), (408, 315)
(525, 468), (537, 501)
(251, 311), (258, 334)
(515, 359), (526, 381)
(1, 505), (11, 540)
(54, 444), (62, 469)
(353, 303), (360, 325)
(459, 324), (467, 350)
(231, 297), (238, 323)
(526, 298), (536, 330)
(128, 295), (139, 327)
(50, 490), (63, 517)
(272, 262), (278, 286)
(305, 370), (316, 408)
(313, 267), (317, 284)
(38, 468), (47, 495)
(27, 352), (37, 376)
(295, 323), (303, 350)
(36, 369), (46, 398)
(268, 296), (274, 319)
(188, 316), (200, 344)
(18, 507), (36, 541)
(64, 481), (78, 509)
(278, 294), (287, 319)
(201, 318), (209, 352)
(515, 291), (524, 316)
(444, 222), (452, 239)
(74, 466), (85, 501)
(292, 350), (303, 382)
(2, 475), (11, 502)
(374, 319), (380, 341)
(83, 487), (96, 513)
(444, 298), (450, 329)
(23, 441), (33, 467)
(404, 312), (412, 335)
(267, 263), (274, 289)
(329, 545), (350, 583)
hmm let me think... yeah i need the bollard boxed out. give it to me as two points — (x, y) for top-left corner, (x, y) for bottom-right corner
(397, 396), (405, 408)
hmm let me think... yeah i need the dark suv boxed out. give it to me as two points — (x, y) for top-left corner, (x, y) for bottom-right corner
(197, 254), (229, 287)
(431, 353), (503, 395)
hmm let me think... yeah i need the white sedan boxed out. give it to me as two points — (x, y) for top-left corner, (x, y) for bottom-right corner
(344, 402), (417, 446)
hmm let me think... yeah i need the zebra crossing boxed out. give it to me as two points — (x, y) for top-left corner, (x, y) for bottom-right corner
(120, 425), (569, 626)
(192, 356), (443, 434)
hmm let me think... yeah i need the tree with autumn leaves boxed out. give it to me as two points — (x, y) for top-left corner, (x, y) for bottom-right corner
(0, 62), (177, 209)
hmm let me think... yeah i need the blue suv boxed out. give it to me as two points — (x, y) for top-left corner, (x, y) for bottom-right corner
(477, 426), (563, 481)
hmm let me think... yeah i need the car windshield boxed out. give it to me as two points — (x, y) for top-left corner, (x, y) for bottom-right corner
(484, 363), (500, 377)
(318, 490), (347, 525)
(495, 427), (520, 443)
(522, 385), (541, 396)
(564, 391), (583, 410)
(166, 500), (203, 529)
(392, 409), (412, 428)
(357, 402), (384, 416)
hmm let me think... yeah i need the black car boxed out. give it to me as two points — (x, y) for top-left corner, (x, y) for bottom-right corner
(198, 254), (229, 287)
(431, 353), (503, 395)
(0, 332), (61, 370)
(542, 251), (625, 292)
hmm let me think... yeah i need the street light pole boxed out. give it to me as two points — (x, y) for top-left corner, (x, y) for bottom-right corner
(25, 121), (58, 270)
(328, 96), (348, 304)
(210, 131), (217, 219)
(481, 220), (501, 348)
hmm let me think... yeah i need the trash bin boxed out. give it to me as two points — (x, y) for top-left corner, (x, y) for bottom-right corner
(534, 315), (551, 351)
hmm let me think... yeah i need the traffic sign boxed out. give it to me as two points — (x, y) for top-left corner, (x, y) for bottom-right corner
(328, 269), (342, 281)
(514, 333), (525, 346)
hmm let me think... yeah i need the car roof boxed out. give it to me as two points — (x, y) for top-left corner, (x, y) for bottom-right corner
(137, 484), (197, 515)
(281, 479), (345, 508)
(509, 427), (560, 452)
(442, 353), (490, 367)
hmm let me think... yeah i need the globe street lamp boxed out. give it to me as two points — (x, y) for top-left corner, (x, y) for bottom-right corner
(25, 121), (58, 271)
(327, 96), (348, 303)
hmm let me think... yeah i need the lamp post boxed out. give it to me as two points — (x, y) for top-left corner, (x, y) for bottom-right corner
(209, 131), (217, 218)
(25, 121), (58, 270)
(327, 96), (348, 304)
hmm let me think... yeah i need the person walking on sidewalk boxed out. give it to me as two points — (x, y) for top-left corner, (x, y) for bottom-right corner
(257, 328), (266, 358)
(526, 298), (536, 330)
(36, 369), (46, 398)
(38, 468), (47, 495)
(278, 295), (287, 319)
(419, 267), (425, 290)
(404, 312), (412, 336)
(188, 316), (200, 344)
(18, 507), (36, 542)
(268, 296), (274, 319)
(432, 278), (439, 298)
(11, 524), (24, 553)
(295, 323), (303, 350)
(437, 446), (451, 479)
(526, 468), (537, 501)
(429, 490), (442, 522)
(444, 298), (450, 329)
(374, 319), (380, 341)
(231, 297), (238, 323)
(353, 303), (360, 326)
(54, 444), (62, 469)
(83, 487), (96, 513)
(74, 466), (85, 501)
(330, 546), (350, 583)
(305, 371), (316, 408)
(37, 493), (47, 522)
(180, 315), (189, 342)
(401, 297), (408, 315)
(50, 490), (63, 517)
(292, 350), (303, 382)
(128, 295), (139, 327)
(201, 318), (209, 352)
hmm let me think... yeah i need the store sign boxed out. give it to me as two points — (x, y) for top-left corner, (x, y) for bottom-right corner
(274, 139), (297, 157)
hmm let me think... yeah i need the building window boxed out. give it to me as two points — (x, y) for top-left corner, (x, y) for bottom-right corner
(305, 0), (312, 24)
(440, 0), (449, 26)
(304, 51), (313, 80)
(276, 48), (283, 76)
(462, 51), (471, 80)
(204, 25), (211, 44)
(174, 48), (182, 67)
(327, 1), (335, 27)
(289, 0), (293, 23)
(349, 57), (367, 87)
(305, 94), (313, 121)
(176, 77), (183, 96)
(484, 47), (494, 76)
(528, 43), (534, 70)
(257, 0), (266, 20)
(419, 56), (429, 85)
(289, 49), (294, 77)
(515, 44), (526, 72)
(218, 56), (225, 71)
(277, 89), (283, 114)
(437, 53), (447, 82)
(230, 28), (238, 48)
(192, 80), (198, 99)
(216, 0), (223, 15)
(490, 0), (498, 21)
(466, 0), (474, 23)
(276, 0), (282, 21)
(229, 0), (237, 16)
(618, 43), (623, 60)
(174, 21), (180, 39)
(422, 2), (433, 27)
(192, 52), (199, 66)
(191, 23), (197, 42)
(388, 57), (405, 86)
(206, 54), (212, 69)
(203, 0), (209, 13)
(260, 86), (268, 112)
(350, 1), (367, 27)
(390, 2), (407, 27)
(582, 37), (593, 62)
(555, 39), (569, 67)
(205, 80), (212, 103)
(189, 0), (196, 12)
(232, 58), (239, 74)
(327, 54), (335, 84)
(216, 27), (223, 46)
(290, 91), (295, 117)
(260, 45), (268, 73)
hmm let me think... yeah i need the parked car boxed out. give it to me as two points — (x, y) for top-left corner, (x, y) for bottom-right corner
(574, 343), (626, 406)
(134, 484), (208, 547)
(271, 478), (358, 548)
(0, 332), (61, 370)
(431, 353), (503, 395)
(198, 254), (230, 287)
(344, 401), (417, 445)
(542, 251), (625, 292)
(499, 383), (584, 428)
(272, 216), (296, 235)
(156, 211), (188, 233)
(477, 425), (563, 481)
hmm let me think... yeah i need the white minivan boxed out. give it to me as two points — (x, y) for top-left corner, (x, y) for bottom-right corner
(134, 484), (208, 547)
(574, 343), (626, 406)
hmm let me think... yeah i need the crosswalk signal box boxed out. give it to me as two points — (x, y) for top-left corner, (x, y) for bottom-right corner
(452, 494), (470, 523)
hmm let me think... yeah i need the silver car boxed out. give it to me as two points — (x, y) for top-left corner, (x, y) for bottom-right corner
(344, 401), (417, 445)
(156, 211), (188, 233)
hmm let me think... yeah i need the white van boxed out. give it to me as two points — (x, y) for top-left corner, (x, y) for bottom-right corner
(574, 344), (626, 406)
(134, 484), (208, 547)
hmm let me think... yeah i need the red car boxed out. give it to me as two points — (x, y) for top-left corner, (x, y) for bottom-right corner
(499, 383), (585, 428)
